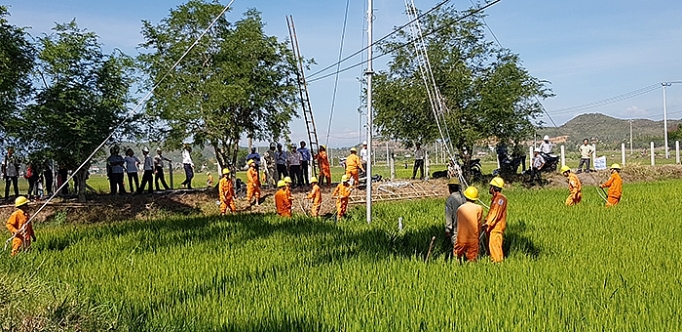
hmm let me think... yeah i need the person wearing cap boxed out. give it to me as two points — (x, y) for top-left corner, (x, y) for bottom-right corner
(359, 141), (368, 171)
(315, 145), (332, 187)
(106, 145), (127, 195)
(263, 143), (277, 187)
(445, 177), (466, 255)
(345, 147), (364, 187)
(412, 142), (425, 180)
(154, 148), (171, 191)
(246, 159), (261, 206)
(577, 139), (594, 174)
(180, 144), (194, 189)
(219, 168), (236, 215)
(454, 186), (483, 262)
(540, 135), (553, 154)
(530, 148), (545, 185)
(484, 177), (507, 263)
(136, 147), (155, 194)
(600, 164), (622, 206)
(6, 196), (36, 256)
(298, 141), (311, 186)
(275, 180), (292, 217)
(275, 143), (288, 182)
(332, 174), (353, 220)
(307, 177), (322, 217)
(286, 144), (302, 187)
(561, 165), (582, 206)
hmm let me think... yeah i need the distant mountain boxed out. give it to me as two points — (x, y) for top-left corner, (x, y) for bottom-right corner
(539, 113), (681, 145)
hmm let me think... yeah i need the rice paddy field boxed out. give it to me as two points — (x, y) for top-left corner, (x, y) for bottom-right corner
(1, 178), (681, 331)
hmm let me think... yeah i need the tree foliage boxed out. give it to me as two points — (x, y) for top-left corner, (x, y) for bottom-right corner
(0, 6), (34, 142)
(373, 5), (552, 155)
(139, 0), (298, 169)
(22, 21), (136, 201)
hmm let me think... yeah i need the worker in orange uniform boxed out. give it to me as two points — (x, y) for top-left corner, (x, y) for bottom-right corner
(316, 145), (332, 187)
(332, 174), (353, 221)
(274, 180), (292, 217)
(219, 168), (236, 215)
(345, 147), (364, 188)
(6, 196), (36, 256)
(600, 163), (622, 206)
(561, 165), (582, 206)
(484, 177), (507, 263)
(307, 176), (322, 217)
(454, 186), (483, 262)
(246, 159), (261, 206)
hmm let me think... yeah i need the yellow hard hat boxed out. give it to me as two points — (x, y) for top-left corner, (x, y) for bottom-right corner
(448, 177), (460, 185)
(463, 186), (479, 201)
(320, 145), (326, 150)
(489, 176), (504, 189)
(310, 176), (318, 183)
(277, 180), (286, 188)
(15, 196), (29, 207)
(247, 159), (255, 165)
(610, 163), (621, 169)
(284, 176), (292, 183)
(341, 174), (349, 182)
(350, 147), (357, 152)
(560, 165), (571, 174)
(222, 168), (230, 175)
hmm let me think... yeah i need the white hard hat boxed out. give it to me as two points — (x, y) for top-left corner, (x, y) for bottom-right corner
(363, 141), (367, 145)
(543, 135), (549, 140)
(142, 147), (149, 153)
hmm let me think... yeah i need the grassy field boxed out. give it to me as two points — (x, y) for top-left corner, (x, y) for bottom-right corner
(1, 179), (681, 330)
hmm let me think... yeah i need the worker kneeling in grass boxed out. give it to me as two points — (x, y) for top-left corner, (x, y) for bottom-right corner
(600, 163), (622, 207)
(6, 196), (36, 256)
(454, 186), (483, 262)
(561, 165), (582, 206)
(275, 180), (292, 217)
(307, 177), (322, 217)
(332, 175), (353, 220)
(219, 168), (236, 215)
(484, 177), (507, 263)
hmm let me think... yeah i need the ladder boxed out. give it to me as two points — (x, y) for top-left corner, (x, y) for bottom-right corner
(286, 15), (319, 177)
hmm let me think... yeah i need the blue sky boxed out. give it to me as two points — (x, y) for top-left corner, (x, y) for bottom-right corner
(5, 0), (682, 147)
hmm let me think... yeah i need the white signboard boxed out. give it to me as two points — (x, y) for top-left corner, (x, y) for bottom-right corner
(594, 156), (607, 171)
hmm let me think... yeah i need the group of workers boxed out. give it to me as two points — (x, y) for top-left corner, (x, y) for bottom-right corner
(561, 163), (622, 207)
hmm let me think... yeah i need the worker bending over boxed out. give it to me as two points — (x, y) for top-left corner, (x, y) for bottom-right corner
(454, 186), (483, 262)
(600, 163), (622, 207)
(6, 196), (36, 256)
(219, 168), (236, 215)
(345, 147), (364, 187)
(307, 177), (322, 217)
(275, 180), (292, 217)
(561, 166), (582, 206)
(332, 175), (353, 220)
(484, 177), (507, 263)
(246, 159), (261, 206)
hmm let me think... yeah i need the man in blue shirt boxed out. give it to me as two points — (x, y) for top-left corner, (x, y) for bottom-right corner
(298, 141), (311, 186)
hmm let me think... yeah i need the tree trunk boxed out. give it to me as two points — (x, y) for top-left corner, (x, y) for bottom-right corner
(75, 166), (89, 203)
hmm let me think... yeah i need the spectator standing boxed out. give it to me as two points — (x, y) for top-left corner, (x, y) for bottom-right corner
(539, 135), (553, 154)
(298, 141), (311, 186)
(287, 144), (302, 187)
(124, 148), (141, 193)
(25, 163), (40, 199)
(43, 161), (54, 197)
(57, 164), (69, 196)
(412, 143), (425, 180)
(2, 147), (21, 201)
(263, 143), (277, 187)
(577, 139), (594, 174)
(530, 148), (545, 185)
(106, 146), (126, 195)
(136, 147), (154, 194)
(180, 144), (194, 189)
(275, 143), (288, 181)
(246, 147), (261, 172)
(154, 148), (171, 191)
(359, 141), (368, 171)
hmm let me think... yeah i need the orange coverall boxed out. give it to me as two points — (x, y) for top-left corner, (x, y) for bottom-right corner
(275, 188), (292, 217)
(345, 154), (363, 186)
(246, 167), (261, 204)
(601, 172), (622, 206)
(332, 182), (352, 219)
(565, 173), (582, 206)
(454, 201), (483, 262)
(219, 177), (236, 214)
(6, 209), (34, 256)
(316, 151), (331, 185)
(485, 192), (508, 263)
(307, 183), (322, 217)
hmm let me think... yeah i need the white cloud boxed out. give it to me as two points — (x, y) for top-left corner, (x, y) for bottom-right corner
(624, 105), (648, 117)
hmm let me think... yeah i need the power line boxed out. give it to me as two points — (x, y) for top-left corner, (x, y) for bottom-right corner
(548, 84), (661, 115)
(324, 0), (352, 147)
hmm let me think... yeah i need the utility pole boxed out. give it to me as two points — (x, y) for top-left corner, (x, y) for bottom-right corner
(365, 0), (374, 224)
(663, 82), (670, 159)
(629, 119), (633, 155)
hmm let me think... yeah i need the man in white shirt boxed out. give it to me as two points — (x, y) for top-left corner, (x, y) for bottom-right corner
(412, 142), (425, 180)
(539, 135), (553, 154)
(577, 139), (594, 174)
(530, 148), (545, 185)
(136, 147), (154, 194)
(287, 144), (302, 187)
(2, 146), (21, 200)
(154, 148), (171, 191)
(181, 144), (194, 189)
(359, 141), (368, 171)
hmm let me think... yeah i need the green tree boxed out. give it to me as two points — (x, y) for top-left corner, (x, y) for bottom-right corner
(23, 21), (136, 202)
(0, 6), (34, 142)
(139, 0), (298, 169)
(373, 5), (551, 163)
